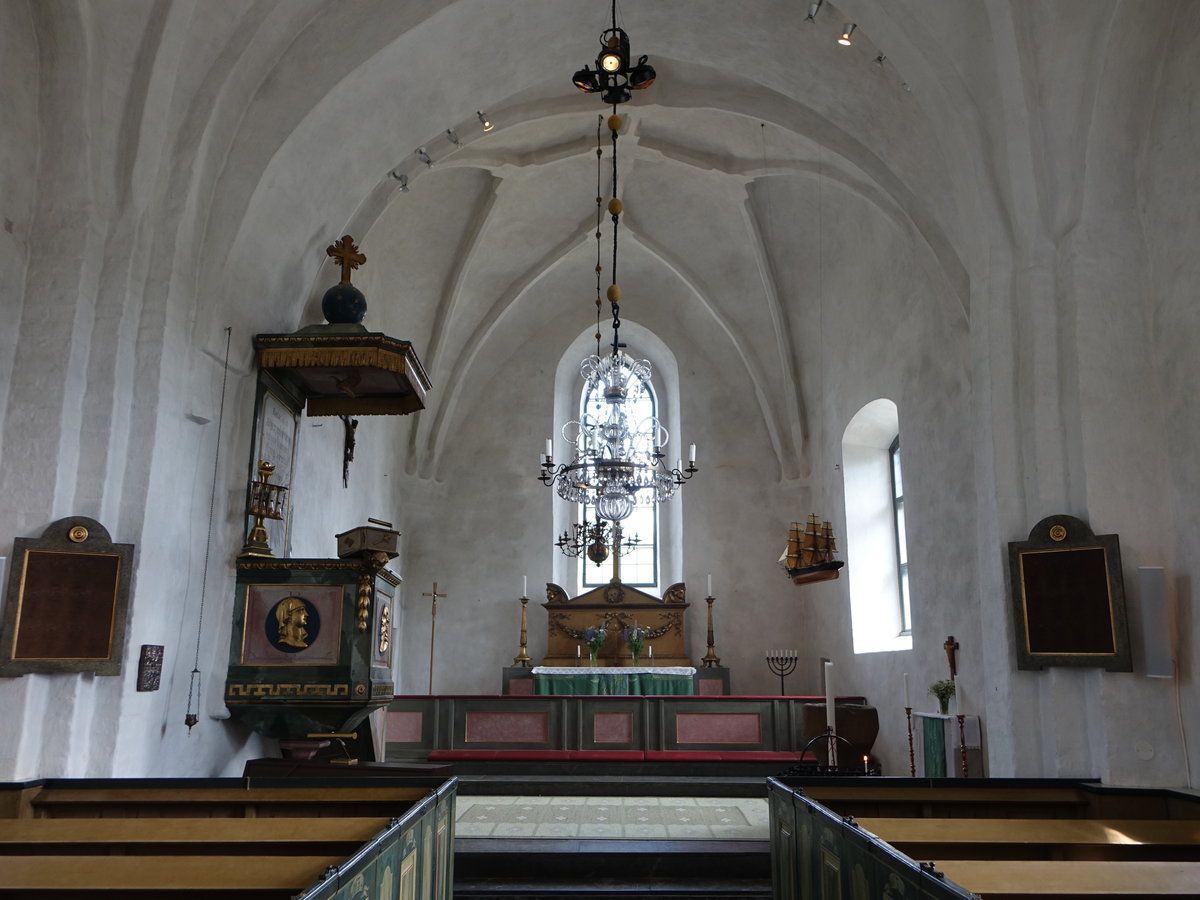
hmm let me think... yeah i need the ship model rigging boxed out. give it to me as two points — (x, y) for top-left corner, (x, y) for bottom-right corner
(779, 515), (845, 586)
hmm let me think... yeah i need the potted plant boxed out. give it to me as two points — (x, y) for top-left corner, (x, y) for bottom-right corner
(929, 678), (956, 714)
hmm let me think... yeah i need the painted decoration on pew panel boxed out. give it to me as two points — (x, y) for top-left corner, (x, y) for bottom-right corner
(241, 584), (342, 665)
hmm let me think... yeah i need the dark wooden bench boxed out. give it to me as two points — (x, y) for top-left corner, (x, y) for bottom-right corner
(0, 816), (389, 855)
(25, 785), (429, 819)
(858, 816), (1200, 862)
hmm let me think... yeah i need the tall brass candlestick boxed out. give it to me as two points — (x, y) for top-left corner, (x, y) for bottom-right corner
(513, 596), (532, 667)
(905, 707), (915, 776)
(701, 594), (721, 667)
(957, 713), (969, 777)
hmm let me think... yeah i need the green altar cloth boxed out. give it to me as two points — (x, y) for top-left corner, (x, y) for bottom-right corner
(531, 666), (696, 696)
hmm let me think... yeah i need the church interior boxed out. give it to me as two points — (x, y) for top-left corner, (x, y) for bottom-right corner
(1, 0), (1199, 896)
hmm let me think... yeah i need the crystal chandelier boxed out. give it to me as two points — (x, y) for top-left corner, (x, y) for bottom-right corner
(539, 6), (698, 522)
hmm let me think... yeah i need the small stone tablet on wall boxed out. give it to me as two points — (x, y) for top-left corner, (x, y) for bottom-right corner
(137, 645), (164, 691)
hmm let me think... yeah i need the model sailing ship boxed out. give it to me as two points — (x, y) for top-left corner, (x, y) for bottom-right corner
(779, 515), (845, 586)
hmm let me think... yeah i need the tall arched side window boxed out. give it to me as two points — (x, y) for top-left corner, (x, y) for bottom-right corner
(550, 322), (682, 595)
(842, 399), (913, 653)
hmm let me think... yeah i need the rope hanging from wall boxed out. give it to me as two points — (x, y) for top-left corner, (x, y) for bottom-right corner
(185, 326), (232, 733)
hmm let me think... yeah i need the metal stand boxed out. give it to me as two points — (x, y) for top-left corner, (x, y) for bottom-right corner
(512, 596), (532, 667)
(701, 595), (721, 667)
(765, 650), (798, 695)
(905, 707), (916, 777)
(956, 713), (969, 777)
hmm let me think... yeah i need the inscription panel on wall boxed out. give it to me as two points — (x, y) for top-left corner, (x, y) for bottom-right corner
(1007, 514), (1131, 671)
(0, 517), (135, 676)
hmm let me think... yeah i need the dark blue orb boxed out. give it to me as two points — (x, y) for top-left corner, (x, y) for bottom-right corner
(322, 283), (367, 324)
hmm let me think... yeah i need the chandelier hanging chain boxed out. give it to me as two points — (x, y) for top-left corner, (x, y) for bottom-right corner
(541, 6), (696, 523)
(595, 114), (604, 356)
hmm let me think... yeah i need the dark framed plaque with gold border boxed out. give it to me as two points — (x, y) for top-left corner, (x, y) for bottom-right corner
(0, 517), (135, 676)
(1008, 514), (1131, 671)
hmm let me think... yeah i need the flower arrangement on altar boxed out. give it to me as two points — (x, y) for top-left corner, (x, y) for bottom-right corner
(584, 625), (607, 665)
(622, 622), (646, 663)
(928, 678), (956, 714)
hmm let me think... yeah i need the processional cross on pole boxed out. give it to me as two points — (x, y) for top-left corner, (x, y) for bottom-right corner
(423, 582), (447, 695)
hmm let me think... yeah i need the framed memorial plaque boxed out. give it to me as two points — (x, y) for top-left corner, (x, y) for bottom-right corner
(1008, 514), (1131, 671)
(248, 372), (301, 556)
(0, 517), (135, 676)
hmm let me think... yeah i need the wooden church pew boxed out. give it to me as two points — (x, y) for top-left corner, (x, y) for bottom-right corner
(933, 858), (1200, 898)
(805, 784), (1095, 820)
(857, 816), (1200, 862)
(0, 853), (347, 894)
(25, 785), (429, 819)
(0, 778), (456, 897)
(0, 816), (390, 855)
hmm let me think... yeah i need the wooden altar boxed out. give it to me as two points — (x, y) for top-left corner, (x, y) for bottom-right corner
(541, 581), (691, 667)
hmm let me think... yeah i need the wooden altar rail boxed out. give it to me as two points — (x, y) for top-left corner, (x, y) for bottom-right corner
(384, 694), (879, 761)
(0, 778), (457, 899)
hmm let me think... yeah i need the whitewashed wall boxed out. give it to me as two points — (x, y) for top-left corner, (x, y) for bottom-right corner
(0, 1), (1195, 789)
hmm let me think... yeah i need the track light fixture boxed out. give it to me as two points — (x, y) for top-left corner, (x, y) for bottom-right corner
(571, 0), (655, 106)
(806, 0), (823, 22)
(388, 170), (409, 191)
(476, 110), (494, 132)
(415, 147), (433, 167)
(838, 23), (856, 46)
(875, 53), (887, 66)
(445, 128), (460, 146)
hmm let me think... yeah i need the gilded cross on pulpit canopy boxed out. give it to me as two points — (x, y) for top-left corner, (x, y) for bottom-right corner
(326, 234), (366, 284)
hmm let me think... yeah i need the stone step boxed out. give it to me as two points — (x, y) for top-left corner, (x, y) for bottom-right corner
(455, 837), (771, 899)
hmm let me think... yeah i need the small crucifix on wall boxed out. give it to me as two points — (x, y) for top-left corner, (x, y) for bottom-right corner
(944, 634), (960, 680)
(340, 415), (357, 488)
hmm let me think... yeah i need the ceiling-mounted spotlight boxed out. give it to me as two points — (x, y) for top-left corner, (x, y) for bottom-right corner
(571, 0), (655, 106)
(415, 147), (433, 167)
(476, 110), (494, 132)
(838, 23), (856, 45)
(445, 128), (461, 146)
(875, 53), (886, 66)
(805, 0), (823, 22)
(388, 170), (409, 191)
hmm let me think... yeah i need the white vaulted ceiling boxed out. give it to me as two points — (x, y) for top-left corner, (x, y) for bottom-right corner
(165, 0), (995, 481)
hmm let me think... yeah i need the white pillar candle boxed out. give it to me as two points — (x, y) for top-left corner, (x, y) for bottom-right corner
(707, 574), (713, 597)
(824, 661), (836, 733)
(545, 438), (553, 458)
(953, 680), (962, 717)
(648, 645), (653, 659)
(577, 645), (581, 658)
(689, 443), (697, 463)
(903, 673), (910, 708)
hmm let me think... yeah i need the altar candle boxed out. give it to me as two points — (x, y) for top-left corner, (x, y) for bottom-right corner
(707, 574), (713, 597)
(824, 661), (836, 733)
(863, 755), (869, 774)
(648, 645), (653, 659)
(903, 673), (911, 708)
(953, 680), (962, 717)
(523, 575), (527, 597)
(577, 645), (581, 659)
